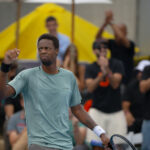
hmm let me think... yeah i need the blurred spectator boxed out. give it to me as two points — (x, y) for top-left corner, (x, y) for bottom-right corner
(85, 40), (127, 149)
(122, 60), (150, 133)
(140, 65), (150, 150)
(69, 109), (89, 150)
(45, 16), (70, 66)
(5, 62), (22, 119)
(7, 96), (27, 150)
(3, 63), (22, 150)
(96, 10), (135, 85)
(63, 44), (85, 92)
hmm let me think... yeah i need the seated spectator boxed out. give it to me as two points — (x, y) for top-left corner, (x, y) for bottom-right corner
(140, 65), (150, 150)
(96, 10), (135, 85)
(122, 60), (150, 133)
(69, 109), (89, 150)
(85, 40), (127, 150)
(3, 63), (22, 150)
(7, 95), (27, 150)
(63, 44), (85, 92)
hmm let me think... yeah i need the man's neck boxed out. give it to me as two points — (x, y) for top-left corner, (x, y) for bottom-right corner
(49, 32), (57, 37)
(42, 63), (58, 74)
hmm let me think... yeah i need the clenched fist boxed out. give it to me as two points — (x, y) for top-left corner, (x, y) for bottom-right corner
(3, 48), (20, 64)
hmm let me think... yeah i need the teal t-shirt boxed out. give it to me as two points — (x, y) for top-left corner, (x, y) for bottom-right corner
(8, 66), (81, 150)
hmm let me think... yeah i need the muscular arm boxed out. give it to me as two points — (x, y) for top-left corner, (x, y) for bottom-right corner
(0, 71), (15, 100)
(71, 104), (97, 130)
(110, 23), (130, 47)
(140, 78), (150, 93)
(71, 105), (109, 145)
(86, 74), (104, 93)
(96, 23), (108, 40)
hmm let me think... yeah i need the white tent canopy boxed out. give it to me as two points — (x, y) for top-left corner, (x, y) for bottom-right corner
(0, 0), (112, 4)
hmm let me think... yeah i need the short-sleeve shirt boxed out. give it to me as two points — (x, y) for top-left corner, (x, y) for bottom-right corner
(141, 65), (150, 120)
(5, 95), (22, 113)
(57, 33), (70, 62)
(85, 58), (124, 113)
(108, 39), (135, 84)
(8, 67), (81, 150)
(122, 79), (144, 119)
(7, 110), (26, 134)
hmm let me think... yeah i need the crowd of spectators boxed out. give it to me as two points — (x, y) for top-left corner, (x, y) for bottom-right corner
(0, 10), (150, 150)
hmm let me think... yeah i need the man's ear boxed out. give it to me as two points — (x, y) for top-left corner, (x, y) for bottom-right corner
(55, 49), (59, 55)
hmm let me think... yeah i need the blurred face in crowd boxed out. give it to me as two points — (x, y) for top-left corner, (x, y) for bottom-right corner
(46, 20), (58, 35)
(38, 39), (58, 66)
(118, 24), (127, 36)
(94, 44), (108, 58)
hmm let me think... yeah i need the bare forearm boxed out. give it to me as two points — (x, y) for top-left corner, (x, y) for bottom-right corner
(140, 78), (150, 93)
(12, 132), (28, 150)
(87, 75), (104, 93)
(71, 105), (97, 130)
(96, 23), (107, 39)
(110, 23), (129, 47)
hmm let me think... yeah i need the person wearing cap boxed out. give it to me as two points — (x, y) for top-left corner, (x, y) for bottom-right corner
(85, 40), (127, 149)
(122, 60), (150, 133)
(139, 62), (150, 150)
(96, 10), (135, 86)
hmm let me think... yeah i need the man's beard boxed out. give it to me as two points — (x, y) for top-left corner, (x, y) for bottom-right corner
(41, 60), (52, 66)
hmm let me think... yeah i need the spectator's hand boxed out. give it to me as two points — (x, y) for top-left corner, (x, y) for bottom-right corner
(4, 49), (20, 64)
(105, 10), (113, 24)
(98, 56), (109, 76)
(125, 111), (135, 126)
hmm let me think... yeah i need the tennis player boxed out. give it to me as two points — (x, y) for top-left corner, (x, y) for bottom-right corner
(0, 34), (109, 150)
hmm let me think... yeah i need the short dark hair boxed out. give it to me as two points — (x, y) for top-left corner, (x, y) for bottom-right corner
(92, 40), (108, 50)
(46, 16), (57, 23)
(37, 33), (59, 49)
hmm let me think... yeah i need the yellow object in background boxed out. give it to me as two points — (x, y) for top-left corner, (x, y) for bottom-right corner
(0, 3), (138, 63)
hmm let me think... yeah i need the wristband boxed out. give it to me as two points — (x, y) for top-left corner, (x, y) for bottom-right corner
(1, 62), (11, 73)
(93, 125), (106, 137)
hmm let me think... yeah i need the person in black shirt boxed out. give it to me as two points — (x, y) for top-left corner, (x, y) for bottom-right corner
(96, 10), (135, 85)
(85, 40), (127, 148)
(122, 60), (150, 133)
(140, 65), (150, 150)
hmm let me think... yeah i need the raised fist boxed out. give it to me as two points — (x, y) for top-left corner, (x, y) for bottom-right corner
(3, 48), (20, 64)
(105, 10), (113, 24)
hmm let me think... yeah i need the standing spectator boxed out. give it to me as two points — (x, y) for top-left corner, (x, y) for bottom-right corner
(140, 65), (150, 150)
(122, 60), (150, 133)
(45, 16), (70, 66)
(63, 44), (85, 92)
(96, 10), (135, 85)
(85, 40), (127, 149)
(7, 95), (27, 150)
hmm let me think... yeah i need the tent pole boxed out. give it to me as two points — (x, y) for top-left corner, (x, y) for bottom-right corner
(71, 0), (75, 43)
(15, 0), (22, 48)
